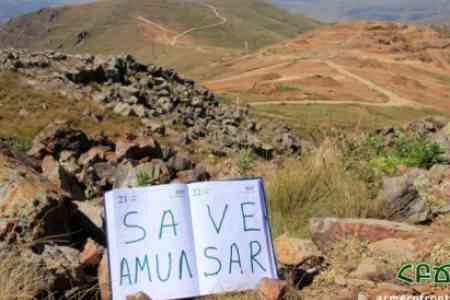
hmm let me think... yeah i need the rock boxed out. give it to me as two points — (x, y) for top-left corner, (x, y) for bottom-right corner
(406, 116), (448, 134)
(140, 119), (166, 136)
(272, 128), (301, 154)
(19, 108), (30, 117)
(168, 153), (194, 172)
(113, 160), (172, 188)
(380, 169), (431, 223)
(335, 276), (375, 288)
(256, 277), (287, 300)
(1, 48), (306, 166)
(78, 146), (110, 167)
(350, 257), (390, 281)
(80, 238), (104, 266)
(59, 150), (82, 174)
(364, 283), (414, 299)
(42, 155), (84, 200)
(174, 166), (210, 183)
(79, 161), (116, 199)
(98, 251), (110, 300)
(431, 124), (450, 162)
(28, 120), (91, 159)
(368, 238), (418, 261)
(11, 244), (87, 295)
(132, 105), (148, 118)
(115, 133), (162, 162)
(380, 165), (450, 224)
(309, 218), (425, 252)
(126, 292), (152, 300)
(416, 164), (450, 213)
(73, 200), (103, 229)
(0, 149), (75, 244)
(274, 235), (322, 266)
(254, 143), (275, 160)
(113, 102), (134, 117)
(357, 294), (368, 300)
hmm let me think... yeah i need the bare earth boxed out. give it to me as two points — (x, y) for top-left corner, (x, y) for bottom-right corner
(202, 21), (450, 112)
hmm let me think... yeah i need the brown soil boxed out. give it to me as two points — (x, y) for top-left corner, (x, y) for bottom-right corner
(202, 21), (450, 111)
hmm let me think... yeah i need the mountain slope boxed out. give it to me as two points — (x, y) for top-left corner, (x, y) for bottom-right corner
(0, 0), (318, 75)
(200, 21), (450, 130)
(272, 0), (450, 23)
(0, 0), (95, 22)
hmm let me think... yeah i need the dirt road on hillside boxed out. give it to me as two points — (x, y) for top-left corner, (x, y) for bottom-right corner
(136, 16), (177, 44)
(324, 61), (421, 107)
(170, 3), (227, 46)
(207, 58), (424, 108)
(136, 3), (226, 47)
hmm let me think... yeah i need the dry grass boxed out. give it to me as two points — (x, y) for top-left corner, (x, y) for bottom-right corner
(0, 71), (142, 143)
(0, 247), (43, 300)
(0, 241), (101, 300)
(266, 139), (380, 238)
(311, 237), (370, 288)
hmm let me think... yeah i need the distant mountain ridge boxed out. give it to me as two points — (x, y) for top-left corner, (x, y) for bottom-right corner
(272, 0), (450, 23)
(0, 0), (318, 76)
(0, 0), (95, 21)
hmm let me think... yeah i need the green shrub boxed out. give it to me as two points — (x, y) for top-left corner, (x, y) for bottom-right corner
(365, 131), (443, 175)
(1, 137), (32, 153)
(136, 170), (156, 187)
(278, 84), (301, 93)
(237, 147), (256, 176)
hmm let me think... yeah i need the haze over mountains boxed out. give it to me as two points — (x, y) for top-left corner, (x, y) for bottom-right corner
(272, 0), (450, 23)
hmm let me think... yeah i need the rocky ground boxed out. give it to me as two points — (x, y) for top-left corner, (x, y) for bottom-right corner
(0, 49), (449, 300)
(0, 49), (304, 159)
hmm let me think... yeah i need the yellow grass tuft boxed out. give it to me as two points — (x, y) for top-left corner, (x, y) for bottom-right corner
(266, 139), (379, 238)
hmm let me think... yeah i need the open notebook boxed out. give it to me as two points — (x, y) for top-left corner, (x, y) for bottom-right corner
(104, 178), (278, 300)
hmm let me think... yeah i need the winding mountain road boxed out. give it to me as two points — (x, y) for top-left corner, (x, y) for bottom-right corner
(208, 58), (424, 108)
(170, 3), (227, 46)
(136, 3), (226, 47)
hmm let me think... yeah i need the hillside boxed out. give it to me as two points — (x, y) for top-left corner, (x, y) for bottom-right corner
(201, 21), (450, 132)
(0, 0), (95, 22)
(272, 0), (450, 23)
(0, 48), (450, 300)
(0, 0), (318, 75)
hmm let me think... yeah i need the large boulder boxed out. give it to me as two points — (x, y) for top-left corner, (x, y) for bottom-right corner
(380, 165), (450, 224)
(274, 235), (322, 266)
(380, 169), (430, 223)
(1, 243), (88, 297)
(256, 278), (287, 300)
(0, 149), (76, 244)
(431, 123), (450, 162)
(309, 218), (425, 252)
(115, 133), (162, 162)
(28, 120), (92, 159)
(42, 155), (85, 201)
(309, 218), (450, 268)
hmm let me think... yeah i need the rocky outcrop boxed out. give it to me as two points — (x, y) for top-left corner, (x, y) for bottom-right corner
(256, 278), (287, 300)
(27, 120), (209, 200)
(309, 218), (425, 252)
(274, 234), (322, 266)
(28, 120), (92, 160)
(0, 146), (106, 298)
(379, 165), (450, 224)
(0, 147), (75, 244)
(0, 49), (303, 158)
